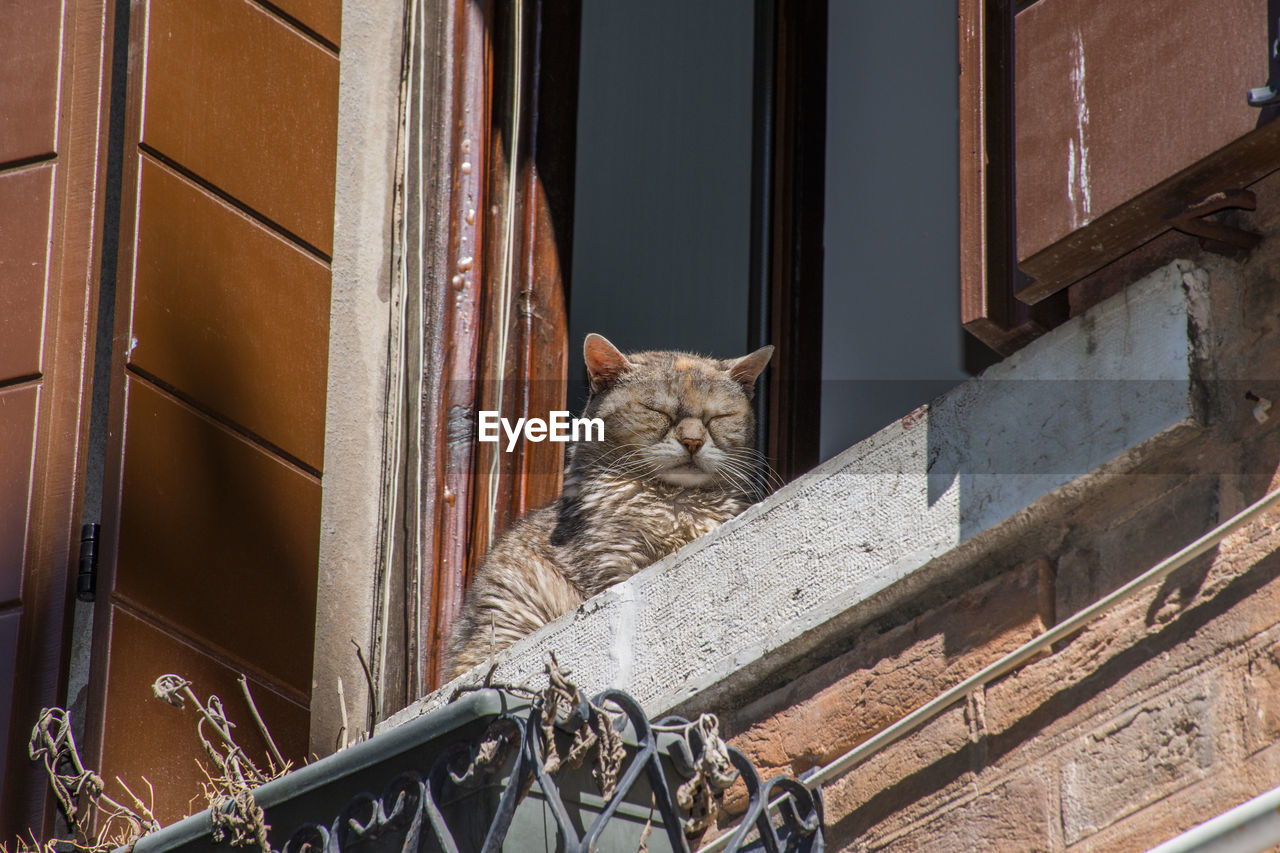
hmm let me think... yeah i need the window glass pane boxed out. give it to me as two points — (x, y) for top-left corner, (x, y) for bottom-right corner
(568, 0), (755, 413)
(821, 2), (991, 460)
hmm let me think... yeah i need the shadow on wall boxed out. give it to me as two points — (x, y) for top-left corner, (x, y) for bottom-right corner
(828, 542), (1280, 847)
(924, 376), (1195, 540)
(924, 261), (1208, 540)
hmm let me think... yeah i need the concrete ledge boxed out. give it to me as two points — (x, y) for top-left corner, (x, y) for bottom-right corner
(387, 260), (1212, 729)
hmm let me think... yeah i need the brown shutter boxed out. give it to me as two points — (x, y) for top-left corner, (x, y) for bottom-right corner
(961, 0), (1275, 346)
(0, 0), (113, 839)
(83, 0), (341, 827)
(1013, 0), (1277, 304)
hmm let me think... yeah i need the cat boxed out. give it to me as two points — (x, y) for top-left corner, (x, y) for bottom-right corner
(444, 333), (774, 680)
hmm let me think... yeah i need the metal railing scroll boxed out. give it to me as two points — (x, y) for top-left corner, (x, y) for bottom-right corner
(277, 683), (823, 853)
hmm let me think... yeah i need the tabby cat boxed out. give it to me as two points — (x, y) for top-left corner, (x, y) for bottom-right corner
(444, 333), (773, 679)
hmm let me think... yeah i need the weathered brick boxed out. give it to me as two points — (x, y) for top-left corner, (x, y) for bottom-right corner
(728, 560), (1044, 760)
(1243, 638), (1280, 756)
(1049, 474), (1218, 628)
(1058, 675), (1216, 845)
(845, 767), (1056, 852)
(1069, 736), (1280, 852)
(1053, 544), (1099, 628)
(983, 505), (1280, 757)
(983, 591), (1149, 746)
(820, 703), (975, 845)
(1207, 516), (1280, 642)
(1093, 476), (1219, 612)
(723, 560), (1046, 821)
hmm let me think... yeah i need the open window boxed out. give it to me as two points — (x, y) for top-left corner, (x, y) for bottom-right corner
(397, 0), (828, 693)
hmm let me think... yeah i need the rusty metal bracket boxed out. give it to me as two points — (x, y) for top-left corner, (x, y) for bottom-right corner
(1168, 189), (1262, 255)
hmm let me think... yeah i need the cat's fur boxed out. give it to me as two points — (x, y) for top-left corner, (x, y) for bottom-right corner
(444, 333), (773, 679)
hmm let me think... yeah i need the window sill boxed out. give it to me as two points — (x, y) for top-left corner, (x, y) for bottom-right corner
(390, 259), (1212, 728)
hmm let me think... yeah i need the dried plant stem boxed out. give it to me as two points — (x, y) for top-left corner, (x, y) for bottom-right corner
(113, 776), (158, 826)
(152, 674), (286, 851)
(237, 676), (285, 772)
(351, 639), (378, 735)
(173, 679), (265, 786)
(336, 676), (349, 751)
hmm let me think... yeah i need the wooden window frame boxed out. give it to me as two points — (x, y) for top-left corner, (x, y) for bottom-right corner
(393, 0), (581, 695)
(757, 0), (826, 483)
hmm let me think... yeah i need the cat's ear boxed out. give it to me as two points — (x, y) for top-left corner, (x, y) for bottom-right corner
(584, 333), (633, 393)
(726, 345), (774, 398)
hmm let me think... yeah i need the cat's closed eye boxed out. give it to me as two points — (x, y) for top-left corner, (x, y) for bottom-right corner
(639, 403), (674, 424)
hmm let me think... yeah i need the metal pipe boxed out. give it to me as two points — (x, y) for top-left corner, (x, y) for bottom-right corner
(1146, 783), (1280, 853)
(699, 485), (1280, 853)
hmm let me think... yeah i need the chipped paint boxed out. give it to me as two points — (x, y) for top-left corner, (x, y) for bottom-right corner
(612, 580), (636, 686)
(1068, 28), (1092, 229)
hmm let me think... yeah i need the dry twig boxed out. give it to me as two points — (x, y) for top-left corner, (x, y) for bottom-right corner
(25, 707), (160, 852)
(152, 673), (290, 851)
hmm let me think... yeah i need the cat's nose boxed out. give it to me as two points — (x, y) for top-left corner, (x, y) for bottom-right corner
(679, 437), (703, 456)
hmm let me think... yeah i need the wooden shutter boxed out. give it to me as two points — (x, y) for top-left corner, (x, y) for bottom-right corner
(82, 0), (341, 826)
(0, 0), (113, 838)
(1013, 0), (1277, 305)
(961, 0), (1276, 349)
(959, 0), (1068, 355)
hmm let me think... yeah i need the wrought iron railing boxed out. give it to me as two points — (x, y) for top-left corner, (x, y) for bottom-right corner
(273, 688), (822, 852)
(127, 677), (822, 853)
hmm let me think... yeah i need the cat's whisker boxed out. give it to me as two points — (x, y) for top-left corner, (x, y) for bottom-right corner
(587, 444), (648, 469)
(592, 447), (655, 478)
(712, 460), (757, 498)
(718, 458), (778, 501)
(717, 454), (762, 483)
(596, 448), (655, 473)
(600, 455), (668, 482)
(720, 471), (755, 499)
(725, 448), (786, 494)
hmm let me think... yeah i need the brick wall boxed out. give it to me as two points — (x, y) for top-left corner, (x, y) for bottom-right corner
(719, 185), (1280, 851)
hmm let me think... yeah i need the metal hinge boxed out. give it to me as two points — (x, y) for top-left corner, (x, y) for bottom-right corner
(1168, 189), (1261, 255)
(77, 523), (99, 602)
